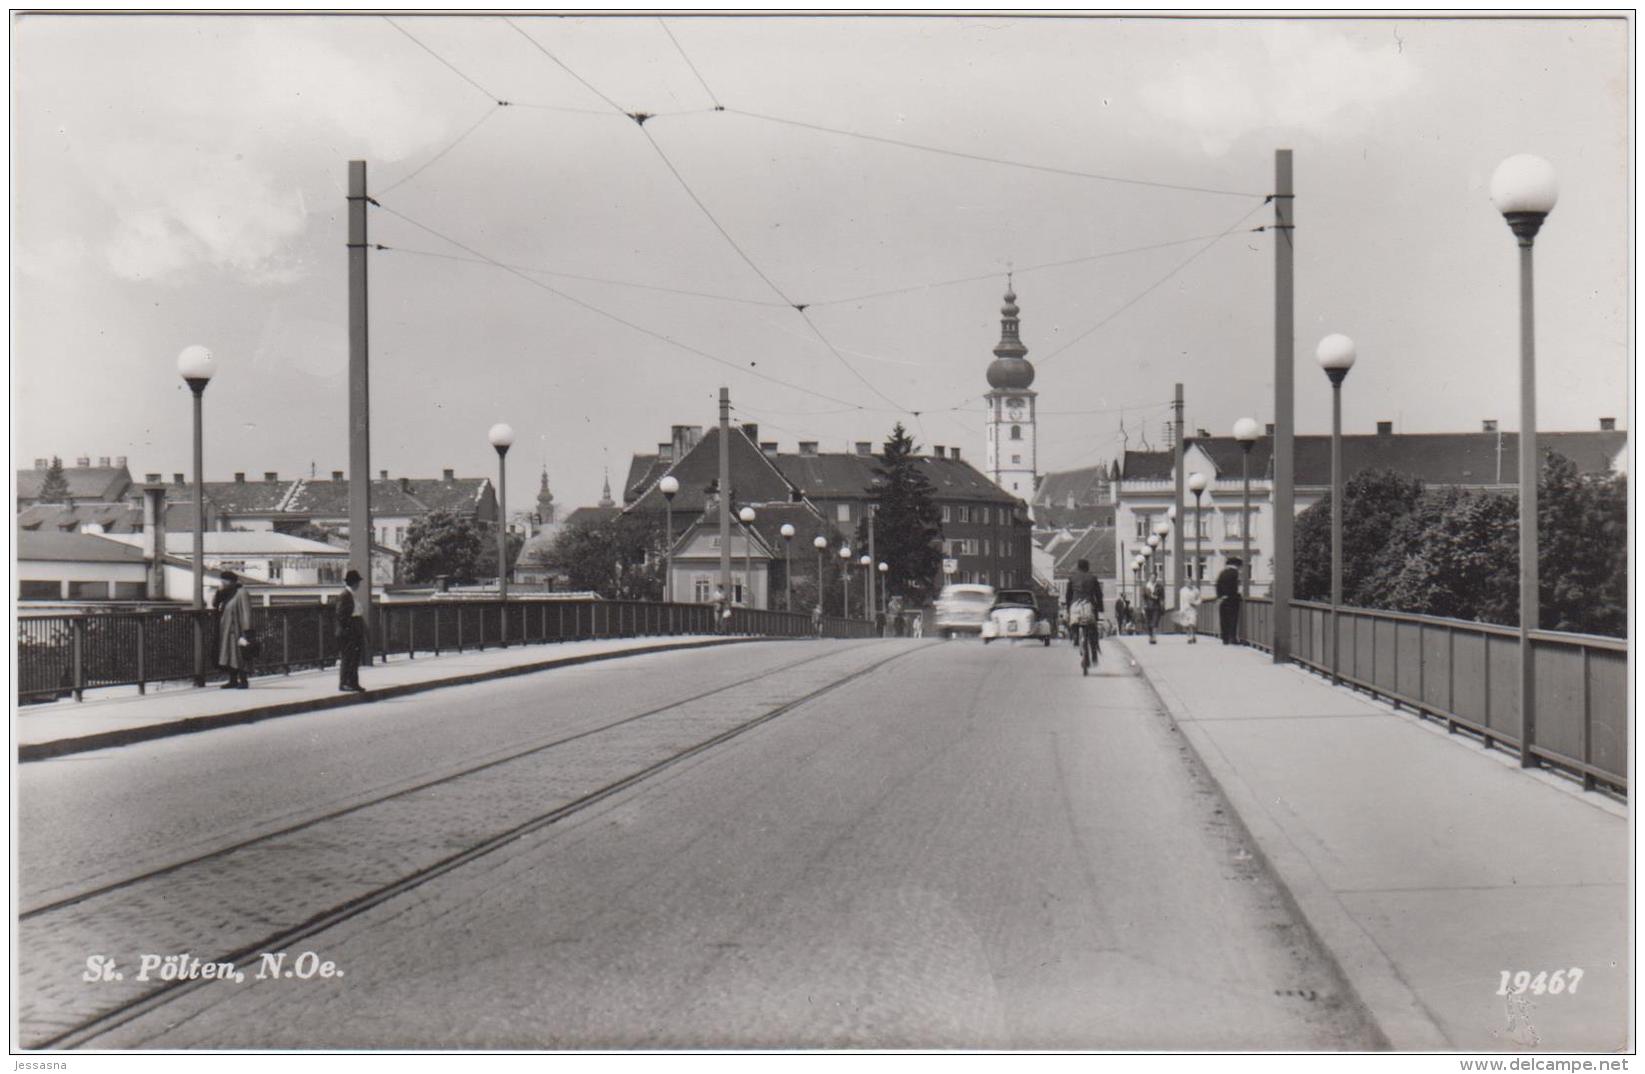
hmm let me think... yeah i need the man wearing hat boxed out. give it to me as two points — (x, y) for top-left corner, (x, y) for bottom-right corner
(213, 569), (253, 689)
(335, 569), (367, 692)
(1215, 556), (1244, 646)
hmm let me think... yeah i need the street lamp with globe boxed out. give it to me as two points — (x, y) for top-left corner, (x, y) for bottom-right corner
(659, 476), (679, 601)
(488, 424), (514, 629)
(177, 344), (218, 685)
(780, 523), (795, 612)
(1187, 471), (1209, 594)
(1490, 153), (1557, 768)
(838, 545), (852, 618)
(1232, 418), (1260, 603)
(738, 506), (756, 608)
(1316, 333), (1357, 681)
(814, 534), (828, 616)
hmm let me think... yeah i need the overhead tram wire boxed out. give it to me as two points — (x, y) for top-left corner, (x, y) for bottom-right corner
(384, 17), (506, 104)
(1032, 199), (1272, 371)
(378, 105), (504, 197)
(504, 17), (631, 117)
(658, 18), (723, 110)
(372, 200), (872, 412)
(724, 108), (1266, 199)
(378, 245), (792, 308)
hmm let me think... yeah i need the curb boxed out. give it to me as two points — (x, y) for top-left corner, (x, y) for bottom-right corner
(19, 637), (765, 763)
(1119, 639), (1453, 1052)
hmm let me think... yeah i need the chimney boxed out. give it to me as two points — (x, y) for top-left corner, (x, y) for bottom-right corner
(234, 472), (246, 483)
(1376, 421), (1393, 436)
(1482, 419), (1499, 433)
(332, 470), (344, 481)
(380, 469), (388, 480)
(855, 441), (872, 456)
(116, 455), (127, 467)
(1265, 423), (1275, 436)
(934, 446), (946, 459)
(799, 441), (819, 457)
(1196, 428), (1210, 439)
(264, 471), (278, 482)
(950, 447), (961, 461)
(672, 424), (702, 460)
(741, 423), (759, 444)
(1600, 417), (1616, 431)
(173, 473), (185, 485)
(142, 485), (168, 600)
(145, 473), (161, 483)
(33, 458), (45, 469)
(443, 468), (455, 481)
(98, 456), (110, 467)
(400, 477), (412, 492)
(761, 441), (778, 456)
(658, 442), (673, 462)
(76, 456), (91, 467)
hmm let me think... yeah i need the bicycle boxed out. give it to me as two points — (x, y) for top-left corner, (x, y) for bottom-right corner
(1070, 616), (1100, 675)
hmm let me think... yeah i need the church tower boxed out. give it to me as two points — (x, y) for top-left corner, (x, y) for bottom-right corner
(984, 281), (1037, 501)
(533, 466), (556, 533)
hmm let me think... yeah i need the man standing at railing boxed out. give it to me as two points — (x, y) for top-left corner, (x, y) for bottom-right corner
(1216, 557), (1243, 646)
(213, 570), (253, 689)
(336, 569), (367, 693)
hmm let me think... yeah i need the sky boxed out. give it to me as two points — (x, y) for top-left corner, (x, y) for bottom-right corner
(11, 13), (1632, 516)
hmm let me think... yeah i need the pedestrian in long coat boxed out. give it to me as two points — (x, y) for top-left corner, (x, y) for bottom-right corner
(214, 570), (253, 688)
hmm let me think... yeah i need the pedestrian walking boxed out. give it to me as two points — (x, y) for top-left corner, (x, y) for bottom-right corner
(213, 569), (254, 689)
(1216, 557), (1243, 645)
(1142, 574), (1165, 645)
(1114, 595), (1132, 635)
(335, 568), (367, 692)
(1176, 579), (1201, 643)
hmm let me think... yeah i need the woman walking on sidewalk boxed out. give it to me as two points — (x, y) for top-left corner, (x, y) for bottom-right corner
(1176, 578), (1201, 644)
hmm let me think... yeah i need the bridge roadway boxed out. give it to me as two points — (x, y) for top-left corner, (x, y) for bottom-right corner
(19, 636), (1376, 1050)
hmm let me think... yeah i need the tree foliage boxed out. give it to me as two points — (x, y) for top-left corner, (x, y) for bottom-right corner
(400, 509), (485, 584)
(543, 513), (664, 600)
(1293, 452), (1625, 637)
(858, 423), (944, 606)
(39, 457), (69, 503)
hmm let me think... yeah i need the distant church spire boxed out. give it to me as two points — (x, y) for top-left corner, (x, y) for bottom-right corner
(599, 469), (614, 508)
(536, 465), (555, 526)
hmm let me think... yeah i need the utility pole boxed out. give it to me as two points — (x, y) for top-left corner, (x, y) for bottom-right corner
(347, 160), (373, 661)
(1272, 149), (1296, 665)
(718, 387), (731, 615)
(867, 505), (877, 618)
(1172, 382), (1185, 611)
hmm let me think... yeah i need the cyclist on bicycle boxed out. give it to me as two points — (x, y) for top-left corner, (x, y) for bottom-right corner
(1065, 559), (1104, 660)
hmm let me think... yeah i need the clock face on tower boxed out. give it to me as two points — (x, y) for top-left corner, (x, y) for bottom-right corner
(1006, 398), (1024, 420)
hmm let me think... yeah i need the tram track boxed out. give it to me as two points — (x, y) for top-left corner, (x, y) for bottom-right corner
(24, 640), (932, 1048)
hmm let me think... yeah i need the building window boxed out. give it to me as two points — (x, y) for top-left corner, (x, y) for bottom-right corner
(1136, 512), (1156, 541)
(1010, 425), (1022, 440)
(1223, 508), (1255, 539)
(1011, 455), (1021, 465)
(836, 503), (851, 523)
(941, 505), (951, 523)
(694, 577), (713, 603)
(983, 538), (991, 556)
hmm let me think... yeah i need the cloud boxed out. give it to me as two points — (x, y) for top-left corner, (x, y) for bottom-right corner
(1138, 24), (1419, 156)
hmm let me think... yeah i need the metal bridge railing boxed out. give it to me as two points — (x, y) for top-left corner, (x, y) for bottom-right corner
(16, 600), (880, 705)
(1195, 596), (1626, 795)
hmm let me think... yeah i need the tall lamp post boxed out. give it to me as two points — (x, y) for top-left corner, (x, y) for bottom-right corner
(1152, 519), (1171, 619)
(739, 506), (756, 608)
(177, 344), (218, 687)
(1187, 472), (1208, 597)
(488, 423), (514, 646)
(878, 561), (888, 622)
(1317, 333), (1356, 682)
(814, 534), (828, 614)
(780, 523), (795, 612)
(839, 545), (852, 618)
(859, 554), (872, 622)
(659, 476), (679, 602)
(1490, 153), (1558, 769)
(1233, 418), (1260, 606)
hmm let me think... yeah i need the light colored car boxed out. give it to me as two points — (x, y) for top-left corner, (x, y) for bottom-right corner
(981, 588), (1052, 645)
(933, 583), (996, 638)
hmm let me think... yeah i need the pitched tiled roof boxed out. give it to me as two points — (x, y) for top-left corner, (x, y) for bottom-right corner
(281, 477), (487, 518)
(1053, 526), (1116, 578)
(1033, 464), (1112, 508)
(563, 505), (622, 528)
(98, 532), (345, 556)
(16, 464), (132, 503)
(406, 477), (494, 514)
(201, 479), (298, 514)
(17, 502), (143, 534)
(774, 452), (1022, 505)
(624, 455), (666, 504)
(17, 531), (148, 563)
(1034, 503), (1114, 531)
(1125, 429), (1626, 488)
(627, 427), (800, 516)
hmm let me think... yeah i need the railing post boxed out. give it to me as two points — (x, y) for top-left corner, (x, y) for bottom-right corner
(1581, 646), (1595, 791)
(282, 614), (291, 675)
(457, 606), (465, 653)
(318, 606), (326, 671)
(72, 617), (86, 702)
(192, 613), (204, 688)
(407, 606), (415, 659)
(433, 606), (441, 656)
(136, 617), (147, 695)
(1482, 634), (1494, 753)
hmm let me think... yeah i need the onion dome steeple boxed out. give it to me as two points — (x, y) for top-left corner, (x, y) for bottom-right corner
(536, 466), (555, 525)
(986, 280), (1035, 391)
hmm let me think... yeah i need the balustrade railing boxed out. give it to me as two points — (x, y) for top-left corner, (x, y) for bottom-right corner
(1195, 596), (1626, 795)
(17, 599), (881, 705)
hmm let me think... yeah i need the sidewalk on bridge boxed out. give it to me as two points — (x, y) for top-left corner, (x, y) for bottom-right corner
(17, 634), (747, 761)
(1120, 634), (1629, 1053)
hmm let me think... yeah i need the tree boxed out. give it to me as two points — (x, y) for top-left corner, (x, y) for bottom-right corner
(1375, 489), (1518, 623)
(1538, 453), (1627, 636)
(474, 523), (527, 584)
(1294, 468), (1426, 604)
(859, 423), (944, 606)
(544, 513), (664, 599)
(400, 509), (485, 584)
(38, 457), (69, 503)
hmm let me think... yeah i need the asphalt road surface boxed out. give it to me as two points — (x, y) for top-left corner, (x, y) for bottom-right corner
(19, 636), (1378, 1049)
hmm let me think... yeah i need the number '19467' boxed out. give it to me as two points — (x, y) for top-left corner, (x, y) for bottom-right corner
(1497, 968), (1583, 995)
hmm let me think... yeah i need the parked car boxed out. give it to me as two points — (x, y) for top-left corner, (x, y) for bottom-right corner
(981, 588), (1053, 645)
(933, 583), (996, 638)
